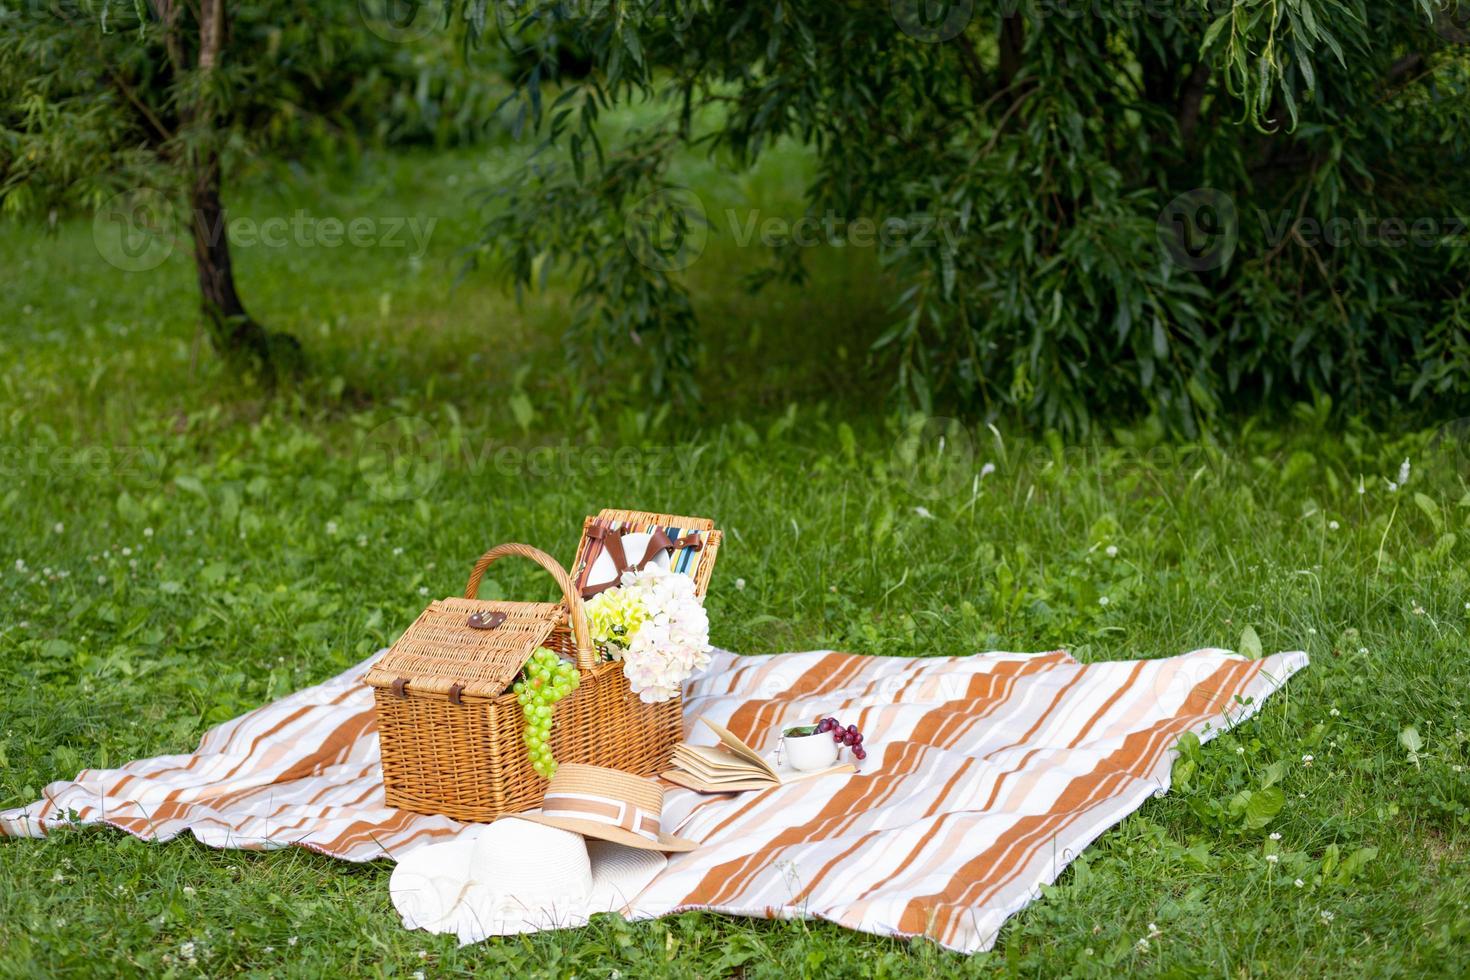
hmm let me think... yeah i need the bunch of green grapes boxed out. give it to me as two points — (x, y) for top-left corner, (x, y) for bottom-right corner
(513, 647), (581, 778)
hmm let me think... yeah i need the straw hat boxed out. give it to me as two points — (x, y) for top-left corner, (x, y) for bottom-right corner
(513, 763), (698, 852)
(390, 818), (666, 942)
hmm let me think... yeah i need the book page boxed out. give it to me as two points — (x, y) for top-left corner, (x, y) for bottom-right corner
(698, 717), (778, 780)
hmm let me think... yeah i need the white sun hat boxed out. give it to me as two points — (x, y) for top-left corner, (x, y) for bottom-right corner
(390, 817), (666, 943)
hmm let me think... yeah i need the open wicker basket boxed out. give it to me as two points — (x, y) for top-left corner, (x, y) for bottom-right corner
(368, 510), (719, 822)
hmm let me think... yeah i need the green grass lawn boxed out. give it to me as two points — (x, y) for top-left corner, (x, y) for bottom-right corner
(2, 146), (1469, 977)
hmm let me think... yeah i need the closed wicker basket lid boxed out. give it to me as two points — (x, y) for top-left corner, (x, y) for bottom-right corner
(365, 598), (563, 701)
(366, 543), (595, 702)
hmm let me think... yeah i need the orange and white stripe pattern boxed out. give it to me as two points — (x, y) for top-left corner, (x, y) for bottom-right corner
(0, 646), (1306, 953)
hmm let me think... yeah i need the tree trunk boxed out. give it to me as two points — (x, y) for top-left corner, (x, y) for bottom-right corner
(998, 13), (1025, 94)
(157, 0), (294, 376)
(190, 150), (271, 365)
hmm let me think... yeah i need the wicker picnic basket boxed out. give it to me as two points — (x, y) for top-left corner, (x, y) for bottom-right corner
(367, 510), (720, 822)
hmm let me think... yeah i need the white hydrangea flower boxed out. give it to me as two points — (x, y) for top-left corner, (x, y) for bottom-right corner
(602, 564), (713, 703)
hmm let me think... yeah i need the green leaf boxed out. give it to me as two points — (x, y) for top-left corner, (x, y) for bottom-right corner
(1413, 493), (1443, 533)
(1321, 843), (1340, 876)
(116, 490), (147, 524)
(1239, 624), (1263, 659)
(508, 392), (535, 436)
(174, 475), (208, 501)
(1399, 725), (1423, 754)
(1243, 786), (1285, 830)
(1333, 846), (1379, 884)
(1201, 13), (1230, 52)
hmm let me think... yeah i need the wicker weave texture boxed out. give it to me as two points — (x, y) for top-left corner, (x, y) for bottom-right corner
(364, 598), (560, 699)
(371, 518), (714, 822)
(374, 659), (682, 821)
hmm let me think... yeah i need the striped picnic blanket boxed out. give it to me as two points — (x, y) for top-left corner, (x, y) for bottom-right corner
(1, 646), (1307, 953)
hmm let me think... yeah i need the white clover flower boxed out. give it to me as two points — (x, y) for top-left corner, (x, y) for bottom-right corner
(143, 527), (153, 538)
(1147, 922), (1161, 937)
(1302, 754), (1314, 766)
(326, 521), (339, 535)
(1328, 520), (1339, 531)
(1236, 746), (1245, 755)
(418, 586), (429, 596)
(1105, 545), (1118, 557)
(121, 547), (131, 557)
(1099, 596), (1110, 607)
(1294, 878), (1305, 888)
(1330, 708), (1340, 717)
(914, 506), (934, 519)
(1319, 909), (1334, 924)
(1269, 832), (1282, 840)
(53, 522), (64, 534)
(735, 577), (746, 591)
(1135, 938), (1150, 953)
(183, 886), (195, 895)
(393, 546), (404, 556)
(1266, 854), (1279, 864)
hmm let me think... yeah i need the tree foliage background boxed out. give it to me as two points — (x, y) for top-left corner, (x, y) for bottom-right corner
(1, 0), (508, 371)
(465, 0), (1470, 434)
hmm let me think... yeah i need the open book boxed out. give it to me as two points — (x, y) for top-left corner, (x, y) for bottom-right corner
(662, 717), (856, 793)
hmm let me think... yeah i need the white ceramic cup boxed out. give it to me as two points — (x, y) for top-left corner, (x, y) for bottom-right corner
(782, 730), (839, 772)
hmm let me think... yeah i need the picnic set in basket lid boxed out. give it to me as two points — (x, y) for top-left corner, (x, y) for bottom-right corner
(367, 509), (722, 822)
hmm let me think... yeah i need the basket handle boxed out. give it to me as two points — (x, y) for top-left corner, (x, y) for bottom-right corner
(464, 543), (595, 670)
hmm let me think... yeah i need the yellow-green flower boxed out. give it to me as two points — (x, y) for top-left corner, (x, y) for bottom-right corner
(585, 587), (649, 652)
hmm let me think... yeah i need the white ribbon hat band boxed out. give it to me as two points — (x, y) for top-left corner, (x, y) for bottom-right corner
(539, 791), (662, 844)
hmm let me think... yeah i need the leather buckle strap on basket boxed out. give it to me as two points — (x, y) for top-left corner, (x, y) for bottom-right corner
(366, 511), (718, 823)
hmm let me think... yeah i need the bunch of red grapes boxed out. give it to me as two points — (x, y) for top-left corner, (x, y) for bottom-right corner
(815, 716), (866, 762)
